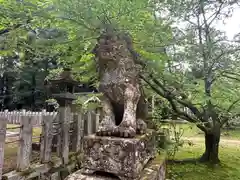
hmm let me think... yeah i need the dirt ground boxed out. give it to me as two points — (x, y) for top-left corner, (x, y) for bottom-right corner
(183, 137), (240, 146)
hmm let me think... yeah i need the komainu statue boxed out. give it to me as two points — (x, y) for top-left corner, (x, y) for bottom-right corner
(93, 28), (147, 138)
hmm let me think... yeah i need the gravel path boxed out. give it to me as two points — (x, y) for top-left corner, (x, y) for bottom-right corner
(182, 137), (240, 146)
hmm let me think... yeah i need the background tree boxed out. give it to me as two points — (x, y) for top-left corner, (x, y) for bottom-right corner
(141, 0), (240, 163)
(0, 0), (73, 110)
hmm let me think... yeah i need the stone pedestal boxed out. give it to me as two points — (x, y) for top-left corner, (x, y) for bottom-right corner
(81, 130), (156, 180)
(65, 154), (166, 180)
(65, 129), (166, 180)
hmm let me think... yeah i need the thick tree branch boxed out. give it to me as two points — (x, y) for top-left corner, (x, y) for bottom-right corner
(219, 47), (240, 59)
(196, 8), (207, 71)
(208, 48), (240, 75)
(206, 2), (224, 27)
(220, 97), (240, 127)
(147, 73), (205, 120)
(0, 16), (33, 36)
(211, 70), (239, 83)
(141, 75), (197, 121)
(221, 74), (240, 82)
(227, 98), (240, 113)
(0, 24), (23, 36)
(222, 71), (240, 77)
(141, 74), (207, 132)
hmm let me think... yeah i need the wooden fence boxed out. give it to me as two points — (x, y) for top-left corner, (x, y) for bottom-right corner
(0, 109), (100, 135)
(0, 109), (49, 127)
(0, 108), (100, 180)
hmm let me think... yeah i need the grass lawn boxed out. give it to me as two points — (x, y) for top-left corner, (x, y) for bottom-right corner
(167, 142), (240, 180)
(161, 122), (240, 139)
(161, 122), (240, 180)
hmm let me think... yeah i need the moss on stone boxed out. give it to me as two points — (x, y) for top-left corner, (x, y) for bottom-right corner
(139, 153), (166, 180)
(2, 176), (8, 180)
(152, 152), (167, 165)
(135, 129), (155, 139)
(19, 167), (36, 177)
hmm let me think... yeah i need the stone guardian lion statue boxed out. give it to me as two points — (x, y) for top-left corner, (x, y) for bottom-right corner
(93, 28), (147, 138)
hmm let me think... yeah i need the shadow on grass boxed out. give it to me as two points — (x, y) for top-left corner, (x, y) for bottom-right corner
(167, 143), (240, 180)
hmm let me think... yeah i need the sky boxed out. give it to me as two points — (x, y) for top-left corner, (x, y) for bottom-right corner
(156, 3), (240, 40)
(167, 4), (240, 71)
(216, 6), (240, 40)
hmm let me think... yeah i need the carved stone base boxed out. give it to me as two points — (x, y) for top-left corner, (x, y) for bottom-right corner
(64, 155), (166, 180)
(81, 130), (156, 180)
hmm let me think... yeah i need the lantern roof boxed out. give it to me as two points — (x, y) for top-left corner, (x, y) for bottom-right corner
(49, 67), (79, 85)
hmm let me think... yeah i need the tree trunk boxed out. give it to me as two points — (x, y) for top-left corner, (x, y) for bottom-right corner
(199, 130), (220, 164)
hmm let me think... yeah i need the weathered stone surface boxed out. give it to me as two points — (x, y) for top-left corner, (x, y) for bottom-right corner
(81, 130), (156, 180)
(93, 29), (148, 138)
(141, 154), (166, 180)
(65, 170), (119, 180)
(64, 154), (166, 180)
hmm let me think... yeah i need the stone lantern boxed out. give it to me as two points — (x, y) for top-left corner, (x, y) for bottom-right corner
(48, 67), (78, 107)
(46, 67), (78, 157)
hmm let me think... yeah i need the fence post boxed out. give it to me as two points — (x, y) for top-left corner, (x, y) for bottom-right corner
(16, 111), (33, 171)
(17, 111), (20, 124)
(0, 117), (7, 179)
(96, 109), (100, 133)
(40, 112), (54, 163)
(13, 111), (15, 124)
(4, 110), (8, 123)
(87, 111), (92, 135)
(55, 114), (62, 157)
(71, 113), (82, 152)
(3, 110), (8, 125)
(59, 106), (71, 164)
